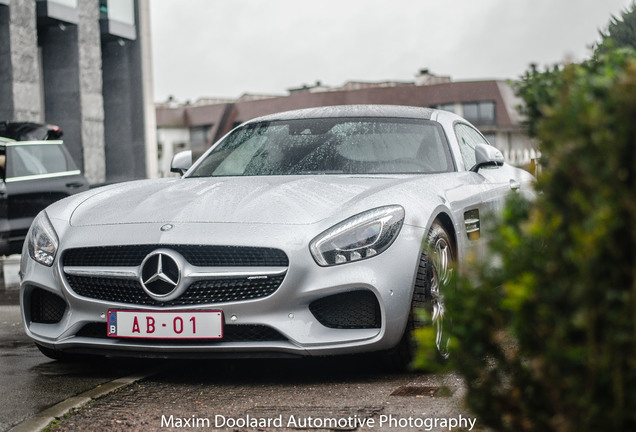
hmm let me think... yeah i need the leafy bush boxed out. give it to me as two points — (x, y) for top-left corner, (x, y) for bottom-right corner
(444, 49), (636, 432)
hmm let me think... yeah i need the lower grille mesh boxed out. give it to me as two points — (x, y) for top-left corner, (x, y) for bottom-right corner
(309, 290), (381, 329)
(65, 275), (285, 306)
(30, 288), (67, 324)
(77, 322), (287, 343)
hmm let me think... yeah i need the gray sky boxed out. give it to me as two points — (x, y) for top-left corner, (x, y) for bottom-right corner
(150, 0), (632, 103)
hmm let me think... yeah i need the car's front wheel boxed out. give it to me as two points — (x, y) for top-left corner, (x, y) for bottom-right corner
(425, 223), (454, 359)
(386, 221), (455, 370)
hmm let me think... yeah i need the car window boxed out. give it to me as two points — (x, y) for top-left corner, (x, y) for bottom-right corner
(189, 118), (454, 177)
(454, 123), (490, 170)
(6, 143), (70, 179)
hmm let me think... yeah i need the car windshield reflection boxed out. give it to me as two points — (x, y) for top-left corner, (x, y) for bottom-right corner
(187, 117), (454, 177)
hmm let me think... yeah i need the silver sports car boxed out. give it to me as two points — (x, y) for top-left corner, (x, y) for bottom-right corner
(20, 105), (534, 367)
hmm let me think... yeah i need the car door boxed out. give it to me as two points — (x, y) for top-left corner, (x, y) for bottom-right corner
(4, 140), (89, 254)
(454, 123), (514, 214)
(447, 121), (534, 263)
(0, 145), (9, 255)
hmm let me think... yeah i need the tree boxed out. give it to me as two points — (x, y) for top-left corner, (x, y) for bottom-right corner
(514, 64), (564, 138)
(598, 1), (636, 53)
(519, 2), (636, 138)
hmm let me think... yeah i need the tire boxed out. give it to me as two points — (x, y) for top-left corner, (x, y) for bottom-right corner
(423, 222), (454, 361)
(386, 221), (455, 370)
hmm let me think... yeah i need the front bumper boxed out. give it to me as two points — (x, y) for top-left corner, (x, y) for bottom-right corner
(21, 220), (425, 358)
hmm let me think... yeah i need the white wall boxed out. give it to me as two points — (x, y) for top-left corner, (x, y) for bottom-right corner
(156, 127), (189, 177)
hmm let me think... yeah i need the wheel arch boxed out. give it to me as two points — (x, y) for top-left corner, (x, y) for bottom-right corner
(430, 211), (457, 256)
(386, 209), (458, 369)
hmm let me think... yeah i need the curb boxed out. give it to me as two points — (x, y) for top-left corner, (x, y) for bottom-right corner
(9, 372), (150, 432)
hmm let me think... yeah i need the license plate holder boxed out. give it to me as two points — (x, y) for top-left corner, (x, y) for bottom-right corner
(107, 310), (223, 339)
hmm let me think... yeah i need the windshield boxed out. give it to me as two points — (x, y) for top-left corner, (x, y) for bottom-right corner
(188, 117), (454, 177)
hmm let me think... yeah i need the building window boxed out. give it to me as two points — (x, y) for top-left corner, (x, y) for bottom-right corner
(462, 103), (478, 121)
(47, 0), (78, 7)
(36, 0), (79, 25)
(99, 0), (136, 40)
(189, 125), (213, 151)
(462, 101), (496, 125)
(173, 142), (187, 153)
(483, 133), (496, 147)
(431, 103), (456, 113)
(100, 0), (134, 25)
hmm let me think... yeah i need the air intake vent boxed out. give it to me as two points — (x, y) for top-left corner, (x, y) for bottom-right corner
(76, 322), (287, 343)
(309, 290), (381, 329)
(30, 288), (67, 324)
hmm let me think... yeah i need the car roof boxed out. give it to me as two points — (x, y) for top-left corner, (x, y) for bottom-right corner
(246, 104), (439, 124)
(0, 121), (63, 141)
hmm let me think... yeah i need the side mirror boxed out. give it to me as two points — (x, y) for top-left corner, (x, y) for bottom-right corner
(170, 150), (192, 175)
(471, 143), (504, 172)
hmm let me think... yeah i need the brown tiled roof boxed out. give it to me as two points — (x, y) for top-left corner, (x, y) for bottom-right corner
(156, 80), (520, 141)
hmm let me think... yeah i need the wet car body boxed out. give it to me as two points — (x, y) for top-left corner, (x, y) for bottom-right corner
(20, 105), (534, 363)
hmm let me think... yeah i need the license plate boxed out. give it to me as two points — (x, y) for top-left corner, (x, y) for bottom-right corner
(107, 310), (223, 339)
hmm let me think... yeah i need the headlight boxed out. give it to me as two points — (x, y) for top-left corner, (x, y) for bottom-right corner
(310, 205), (405, 266)
(27, 212), (59, 267)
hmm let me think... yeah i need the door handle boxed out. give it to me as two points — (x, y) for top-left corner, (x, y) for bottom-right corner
(509, 179), (521, 191)
(66, 182), (85, 189)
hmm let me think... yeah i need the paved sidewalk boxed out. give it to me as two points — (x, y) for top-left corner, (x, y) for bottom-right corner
(43, 359), (478, 432)
(0, 277), (151, 432)
(1, 255), (21, 290)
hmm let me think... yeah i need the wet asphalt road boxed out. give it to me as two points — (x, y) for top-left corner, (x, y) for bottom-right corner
(0, 290), (144, 431)
(42, 358), (474, 432)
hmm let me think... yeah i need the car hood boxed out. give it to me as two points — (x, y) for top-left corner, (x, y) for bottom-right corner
(68, 176), (446, 227)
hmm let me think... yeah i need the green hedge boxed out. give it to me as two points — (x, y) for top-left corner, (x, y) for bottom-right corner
(442, 49), (636, 432)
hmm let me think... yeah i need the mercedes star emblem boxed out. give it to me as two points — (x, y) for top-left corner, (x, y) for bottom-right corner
(140, 251), (181, 297)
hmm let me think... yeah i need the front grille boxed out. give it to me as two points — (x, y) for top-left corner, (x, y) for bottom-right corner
(63, 245), (289, 267)
(62, 245), (288, 307)
(76, 322), (287, 343)
(309, 290), (381, 329)
(65, 274), (286, 306)
(30, 288), (67, 324)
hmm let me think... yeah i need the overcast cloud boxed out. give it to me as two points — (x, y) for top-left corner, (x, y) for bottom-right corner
(150, 0), (632, 102)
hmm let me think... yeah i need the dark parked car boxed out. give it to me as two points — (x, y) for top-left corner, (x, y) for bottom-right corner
(0, 122), (89, 255)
